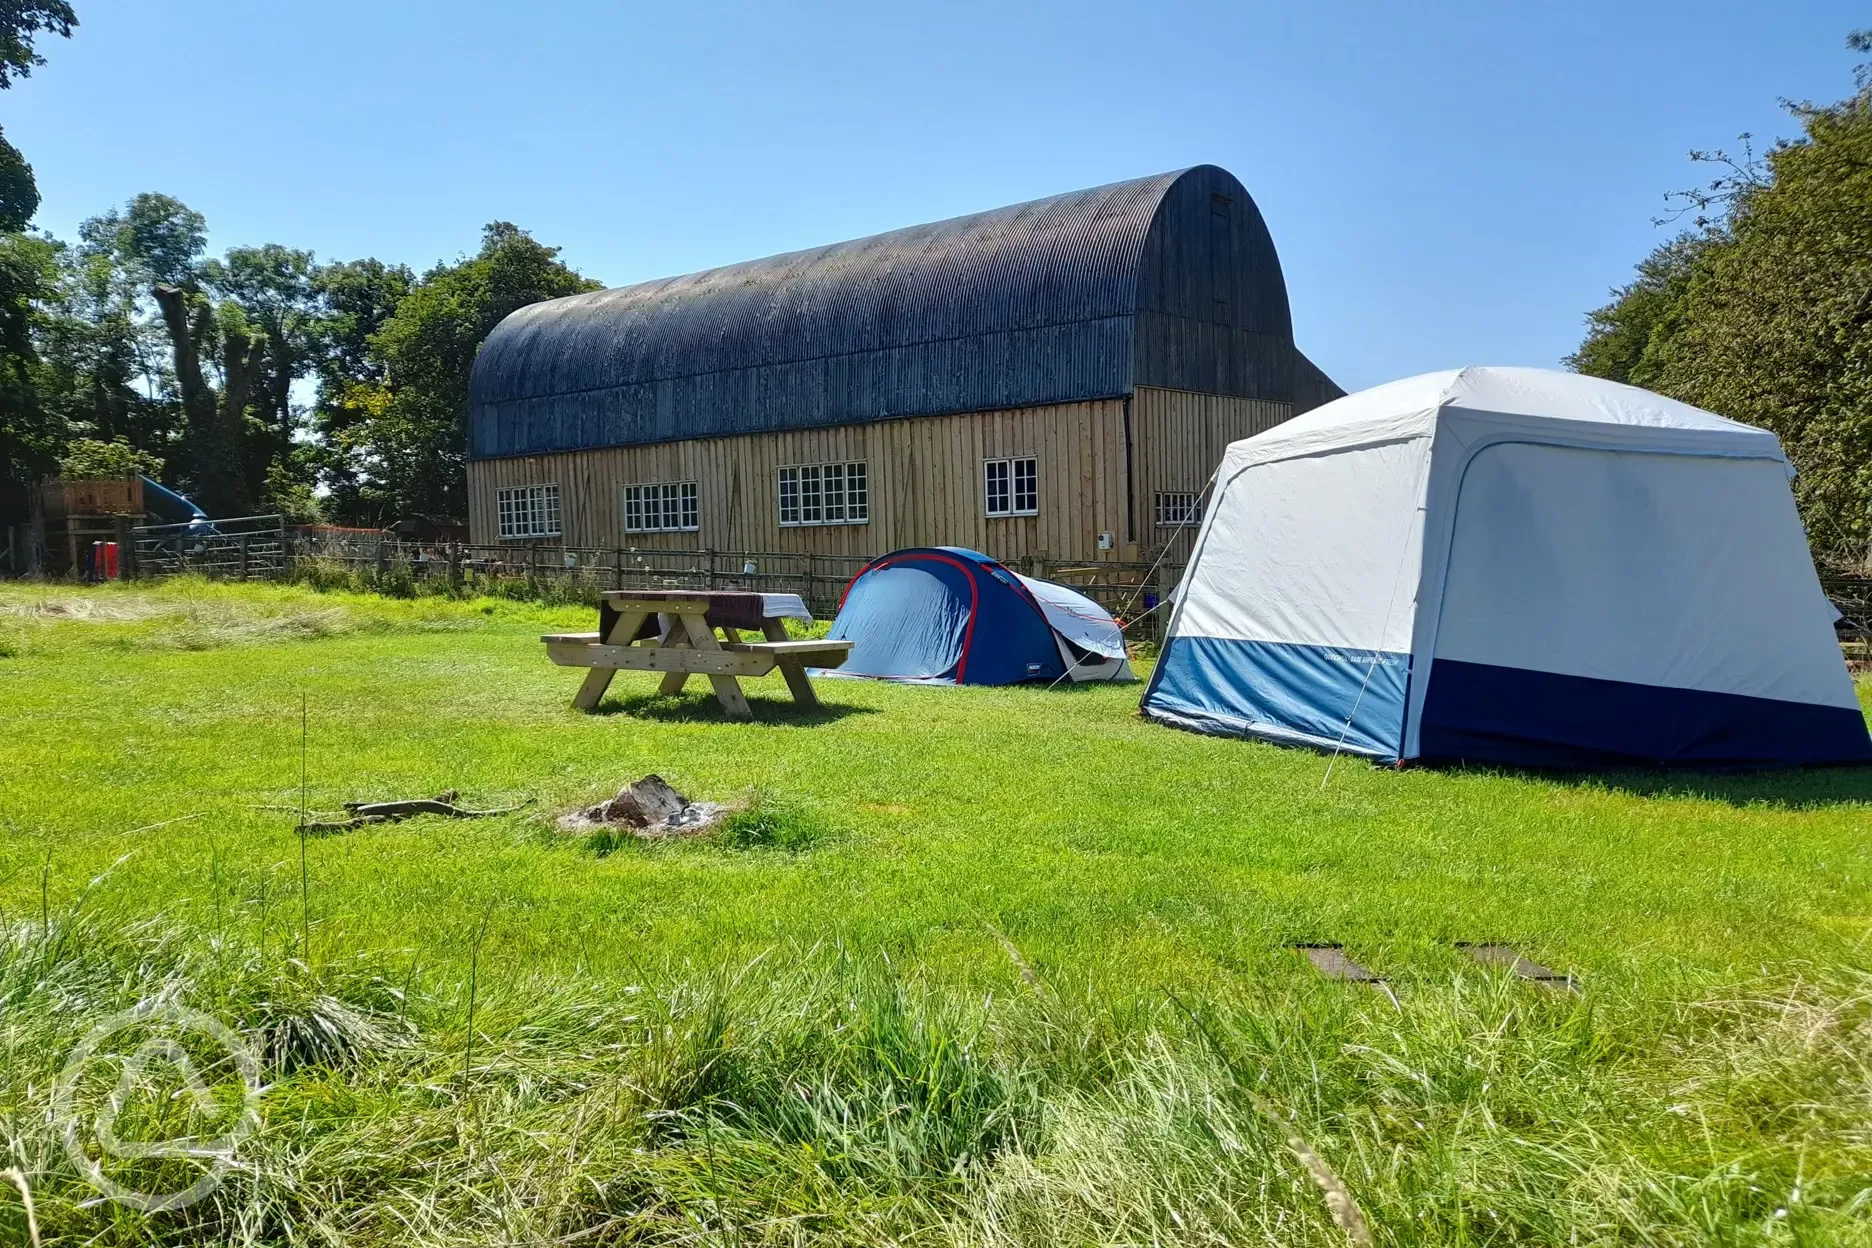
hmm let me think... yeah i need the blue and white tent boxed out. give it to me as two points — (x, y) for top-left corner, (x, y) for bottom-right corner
(1142, 367), (1872, 768)
(825, 547), (1135, 685)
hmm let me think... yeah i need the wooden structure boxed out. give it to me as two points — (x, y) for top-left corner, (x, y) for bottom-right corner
(544, 590), (853, 719)
(467, 165), (1341, 566)
(32, 477), (144, 578)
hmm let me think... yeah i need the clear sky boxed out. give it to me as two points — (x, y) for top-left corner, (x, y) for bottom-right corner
(12, 1), (1868, 392)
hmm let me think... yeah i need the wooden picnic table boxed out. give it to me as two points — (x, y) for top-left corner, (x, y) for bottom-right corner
(542, 589), (853, 720)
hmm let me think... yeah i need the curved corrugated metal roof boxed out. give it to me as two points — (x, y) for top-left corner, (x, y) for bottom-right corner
(469, 165), (1297, 458)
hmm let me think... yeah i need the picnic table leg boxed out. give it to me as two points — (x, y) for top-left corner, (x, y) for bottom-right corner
(656, 615), (692, 695)
(762, 618), (821, 709)
(573, 609), (648, 711)
(679, 612), (753, 720)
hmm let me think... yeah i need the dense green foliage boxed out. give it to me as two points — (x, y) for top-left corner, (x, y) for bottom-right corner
(0, 0), (74, 89)
(1, 578), (1870, 1243)
(321, 223), (598, 519)
(1571, 32), (1872, 570)
(56, 433), (160, 479)
(0, 0), (71, 519)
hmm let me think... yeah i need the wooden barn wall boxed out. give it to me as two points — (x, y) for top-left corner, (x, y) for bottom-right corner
(1131, 386), (1290, 561)
(467, 399), (1131, 564)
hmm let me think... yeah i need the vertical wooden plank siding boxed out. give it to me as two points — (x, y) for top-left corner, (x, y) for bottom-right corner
(464, 390), (1292, 564)
(1131, 385), (1292, 561)
(468, 398), (1150, 565)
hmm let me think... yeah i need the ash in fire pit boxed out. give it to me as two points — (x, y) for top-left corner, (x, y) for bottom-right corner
(557, 775), (732, 838)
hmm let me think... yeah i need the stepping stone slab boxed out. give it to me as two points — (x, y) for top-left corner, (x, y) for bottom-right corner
(1294, 945), (1383, 982)
(1458, 943), (1576, 991)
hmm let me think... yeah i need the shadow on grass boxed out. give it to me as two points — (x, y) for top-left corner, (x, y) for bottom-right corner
(1016, 677), (1146, 695)
(1442, 760), (1872, 811)
(591, 691), (879, 727)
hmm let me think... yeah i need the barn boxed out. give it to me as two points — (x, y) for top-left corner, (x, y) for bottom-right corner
(465, 165), (1340, 564)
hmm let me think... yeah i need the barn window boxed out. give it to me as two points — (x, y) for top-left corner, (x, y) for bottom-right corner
(623, 481), (699, 533)
(779, 461), (868, 526)
(1155, 492), (1200, 527)
(984, 457), (1038, 517)
(497, 484), (561, 540)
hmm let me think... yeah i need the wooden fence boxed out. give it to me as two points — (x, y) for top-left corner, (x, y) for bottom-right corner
(289, 528), (1183, 633)
(1827, 578), (1872, 664)
(63, 522), (1872, 658)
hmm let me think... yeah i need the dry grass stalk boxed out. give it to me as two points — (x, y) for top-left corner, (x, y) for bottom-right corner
(1, 1168), (39, 1248)
(987, 923), (1052, 1000)
(1268, 1108), (1374, 1248)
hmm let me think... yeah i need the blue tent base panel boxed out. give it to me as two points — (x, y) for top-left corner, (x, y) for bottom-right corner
(1142, 702), (1395, 759)
(1142, 641), (1872, 771)
(1416, 659), (1872, 770)
(1141, 636), (1409, 760)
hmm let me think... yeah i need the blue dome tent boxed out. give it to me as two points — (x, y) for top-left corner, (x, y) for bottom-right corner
(822, 547), (1135, 686)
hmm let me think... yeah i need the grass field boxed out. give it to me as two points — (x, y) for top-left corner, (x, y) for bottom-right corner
(3, 577), (1871, 1245)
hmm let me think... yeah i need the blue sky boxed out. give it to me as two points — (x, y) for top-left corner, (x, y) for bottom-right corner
(12, 1), (1867, 391)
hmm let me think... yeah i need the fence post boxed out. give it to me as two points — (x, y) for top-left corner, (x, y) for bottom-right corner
(114, 515), (136, 579)
(25, 505), (44, 576)
(238, 536), (250, 581)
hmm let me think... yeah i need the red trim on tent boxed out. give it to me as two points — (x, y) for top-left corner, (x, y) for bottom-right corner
(842, 551), (984, 683)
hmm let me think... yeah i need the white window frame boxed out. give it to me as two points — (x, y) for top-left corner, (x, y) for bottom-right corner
(778, 460), (868, 527)
(496, 483), (561, 540)
(623, 480), (699, 533)
(984, 456), (1038, 517)
(1155, 491), (1200, 527)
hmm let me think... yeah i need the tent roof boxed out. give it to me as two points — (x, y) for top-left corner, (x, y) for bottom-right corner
(1225, 366), (1783, 468)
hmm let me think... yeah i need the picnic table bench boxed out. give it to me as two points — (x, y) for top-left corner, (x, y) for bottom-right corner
(543, 590), (852, 720)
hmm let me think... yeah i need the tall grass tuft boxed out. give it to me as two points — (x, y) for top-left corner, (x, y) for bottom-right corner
(1, 903), (1870, 1244)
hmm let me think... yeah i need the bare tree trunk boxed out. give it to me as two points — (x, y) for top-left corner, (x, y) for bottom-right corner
(152, 286), (206, 405)
(155, 285), (250, 518)
(268, 343), (293, 444)
(218, 324), (263, 517)
(259, 339), (295, 505)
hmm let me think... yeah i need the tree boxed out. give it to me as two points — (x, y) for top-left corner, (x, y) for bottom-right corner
(57, 434), (160, 479)
(1572, 30), (1872, 570)
(86, 192), (281, 518)
(345, 223), (597, 518)
(1564, 234), (1707, 387)
(95, 192), (254, 515)
(0, 1), (76, 89)
(0, 123), (37, 231)
(42, 219), (175, 456)
(0, 229), (59, 513)
(307, 256), (412, 522)
(0, 2), (77, 228)
(203, 243), (319, 502)
(0, 0), (73, 521)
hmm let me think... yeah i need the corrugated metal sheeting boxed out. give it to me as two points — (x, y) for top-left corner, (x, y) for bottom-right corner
(1294, 350), (1348, 413)
(469, 165), (1322, 460)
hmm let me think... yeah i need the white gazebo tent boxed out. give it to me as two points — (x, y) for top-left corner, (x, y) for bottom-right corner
(1142, 367), (1871, 768)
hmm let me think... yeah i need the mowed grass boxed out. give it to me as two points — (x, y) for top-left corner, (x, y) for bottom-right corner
(2, 577), (1871, 1245)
